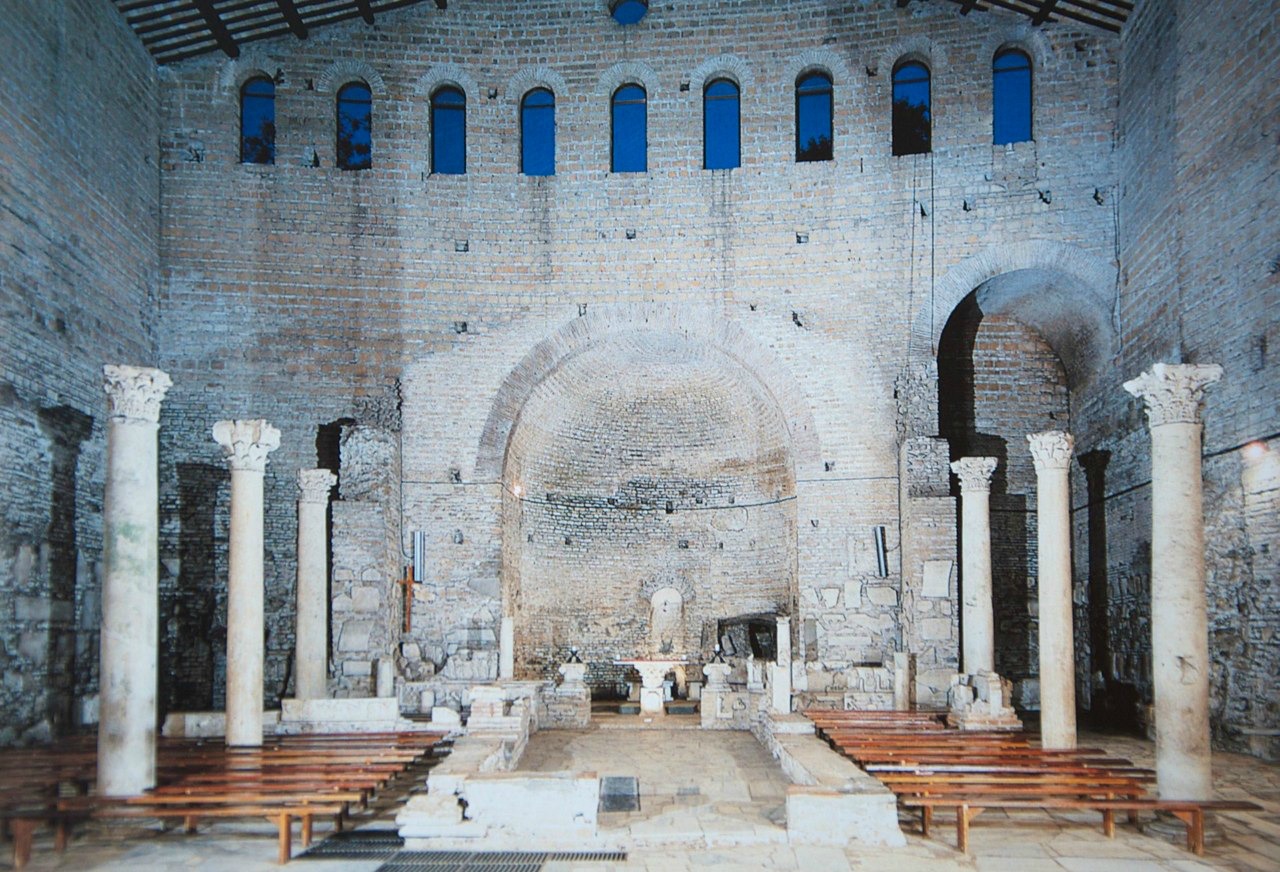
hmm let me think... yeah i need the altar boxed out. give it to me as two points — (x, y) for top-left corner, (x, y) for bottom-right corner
(614, 658), (687, 716)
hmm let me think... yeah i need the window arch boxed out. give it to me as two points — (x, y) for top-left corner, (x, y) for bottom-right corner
(520, 88), (555, 176)
(611, 0), (648, 25)
(892, 60), (931, 156)
(795, 71), (833, 162)
(703, 78), (740, 170)
(611, 84), (647, 173)
(431, 86), (466, 175)
(336, 81), (372, 170)
(993, 48), (1032, 145)
(240, 75), (275, 164)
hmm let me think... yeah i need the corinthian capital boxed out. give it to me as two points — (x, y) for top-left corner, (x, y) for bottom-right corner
(297, 468), (337, 503)
(950, 457), (998, 493)
(213, 419), (281, 472)
(1028, 430), (1074, 472)
(1123, 363), (1223, 428)
(103, 365), (172, 423)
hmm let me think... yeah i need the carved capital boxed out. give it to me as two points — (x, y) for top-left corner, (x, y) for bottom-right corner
(103, 365), (172, 423)
(213, 419), (281, 472)
(1028, 430), (1074, 473)
(950, 456), (998, 493)
(1123, 363), (1223, 428)
(297, 468), (337, 503)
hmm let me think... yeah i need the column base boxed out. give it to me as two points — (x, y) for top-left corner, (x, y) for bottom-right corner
(948, 671), (1022, 731)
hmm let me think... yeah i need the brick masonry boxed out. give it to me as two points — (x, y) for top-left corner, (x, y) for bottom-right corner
(0, 0), (1274, 756)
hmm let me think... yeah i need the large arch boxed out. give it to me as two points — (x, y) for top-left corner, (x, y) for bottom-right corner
(478, 305), (817, 689)
(912, 240), (1118, 388)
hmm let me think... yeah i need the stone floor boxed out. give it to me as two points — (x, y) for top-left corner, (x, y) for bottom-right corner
(4, 728), (1277, 871)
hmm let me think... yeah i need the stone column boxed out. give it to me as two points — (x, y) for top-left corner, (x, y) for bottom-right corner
(294, 469), (335, 700)
(1124, 363), (1222, 800)
(1028, 430), (1077, 749)
(951, 457), (998, 675)
(499, 616), (514, 680)
(771, 616), (792, 713)
(98, 365), (171, 796)
(213, 419), (281, 747)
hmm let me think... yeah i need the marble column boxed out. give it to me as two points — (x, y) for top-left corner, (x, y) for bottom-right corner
(771, 616), (792, 713)
(1028, 430), (1077, 749)
(951, 457), (999, 675)
(499, 616), (515, 680)
(1124, 363), (1222, 800)
(213, 419), (281, 747)
(294, 469), (335, 700)
(98, 365), (171, 796)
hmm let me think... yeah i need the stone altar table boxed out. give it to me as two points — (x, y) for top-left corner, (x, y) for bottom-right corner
(615, 659), (687, 716)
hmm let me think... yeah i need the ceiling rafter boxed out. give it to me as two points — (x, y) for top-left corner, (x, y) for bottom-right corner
(112, 0), (434, 65)
(897, 0), (1129, 33)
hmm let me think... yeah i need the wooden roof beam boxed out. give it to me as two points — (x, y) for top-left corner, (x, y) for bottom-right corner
(1032, 0), (1059, 24)
(355, 0), (375, 24)
(276, 0), (309, 39)
(192, 0), (239, 58)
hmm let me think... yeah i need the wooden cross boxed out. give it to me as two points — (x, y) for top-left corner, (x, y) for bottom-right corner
(397, 564), (415, 633)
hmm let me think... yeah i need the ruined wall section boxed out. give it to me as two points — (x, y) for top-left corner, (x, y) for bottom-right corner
(0, 0), (159, 743)
(151, 0), (1121, 714)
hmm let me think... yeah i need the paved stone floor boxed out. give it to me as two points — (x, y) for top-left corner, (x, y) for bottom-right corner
(4, 728), (1277, 871)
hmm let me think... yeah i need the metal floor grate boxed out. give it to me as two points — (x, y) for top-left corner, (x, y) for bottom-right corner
(377, 851), (627, 871)
(298, 828), (404, 860)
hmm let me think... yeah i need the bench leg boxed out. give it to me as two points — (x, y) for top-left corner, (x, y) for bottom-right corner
(183, 815), (198, 834)
(10, 819), (35, 870)
(301, 813), (313, 847)
(1102, 809), (1115, 838)
(276, 812), (292, 865)
(921, 805), (931, 836)
(55, 818), (70, 852)
(1171, 810), (1205, 855)
(333, 812), (344, 833)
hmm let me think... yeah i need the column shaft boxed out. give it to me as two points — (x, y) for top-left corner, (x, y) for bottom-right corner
(99, 417), (160, 795)
(1150, 422), (1211, 798)
(226, 466), (266, 746)
(960, 487), (994, 674)
(295, 495), (329, 699)
(1030, 432), (1076, 750)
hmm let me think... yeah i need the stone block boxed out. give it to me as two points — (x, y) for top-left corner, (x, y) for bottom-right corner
(919, 618), (952, 640)
(339, 621), (374, 651)
(352, 586), (381, 612)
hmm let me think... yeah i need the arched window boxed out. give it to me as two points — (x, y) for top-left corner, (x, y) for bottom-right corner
(240, 76), (275, 164)
(611, 0), (648, 25)
(336, 81), (372, 170)
(892, 60), (931, 156)
(796, 71), (833, 162)
(611, 84), (647, 173)
(521, 88), (555, 176)
(993, 49), (1032, 145)
(703, 78), (740, 170)
(431, 86), (466, 175)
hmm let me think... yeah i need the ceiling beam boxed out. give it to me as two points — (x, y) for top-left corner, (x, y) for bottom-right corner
(276, 0), (309, 39)
(959, 0), (982, 14)
(1032, 0), (1059, 24)
(355, 0), (375, 24)
(191, 0), (239, 58)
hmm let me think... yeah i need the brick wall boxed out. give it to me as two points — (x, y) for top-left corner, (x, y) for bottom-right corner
(0, 0), (159, 743)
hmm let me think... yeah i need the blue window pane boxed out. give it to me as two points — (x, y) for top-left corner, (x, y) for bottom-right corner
(796, 72), (833, 162)
(611, 0), (648, 25)
(432, 86), (466, 175)
(522, 88), (555, 176)
(704, 78), (739, 170)
(892, 61), (930, 156)
(336, 82), (372, 170)
(993, 50), (1032, 145)
(240, 76), (275, 164)
(611, 84), (647, 173)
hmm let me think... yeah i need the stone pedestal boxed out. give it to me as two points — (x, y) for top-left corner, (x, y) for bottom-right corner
(295, 469), (335, 700)
(892, 652), (916, 712)
(948, 671), (1022, 730)
(1125, 363), (1222, 800)
(98, 365), (171, 796)
(377, 658), (395, 698)
(213, 419), (281, 747)
(616, 659), (685, 716)
(1029, 430), (1077, 749)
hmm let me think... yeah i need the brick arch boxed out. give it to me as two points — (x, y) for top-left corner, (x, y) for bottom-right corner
(217, 50), (282, 93)
(913, 240), (1118, 386)
(781, 48), (852, 90)
(315, 59), (385, 94)
(475, 304), (822, 482)
(688, 54), (755, 93)
(878, 36), (948, 87)
(596, 61), (660, 98)
(506, 65), (569, 105)
(414, 62), (480, 100)
(980, 22), (1053, 72)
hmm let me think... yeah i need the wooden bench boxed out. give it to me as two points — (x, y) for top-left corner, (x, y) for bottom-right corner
(899, 795), (1263, 854)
